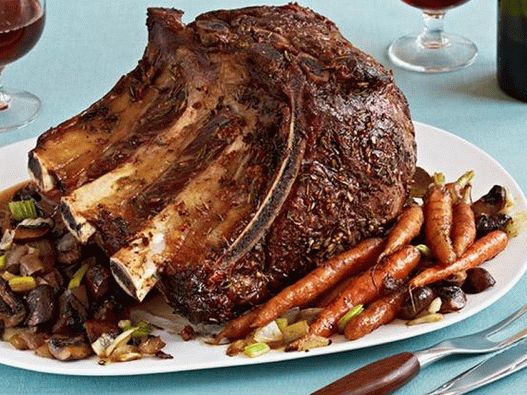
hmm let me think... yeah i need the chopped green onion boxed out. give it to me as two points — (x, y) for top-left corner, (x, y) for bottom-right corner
(282, 320), (309, 344)
(8, 200), (37, 221)
(0, 255), (5, 270)
(243, 342), (270, 358)
(433, 172), (445, 187)
(68, 263), (89, 289)
(416, 244), (432, 258)
(337, 305), (364, 333)
(123, 320), (151, 338)
(275, 318), (288, 332)
(8, 276), (36, 292)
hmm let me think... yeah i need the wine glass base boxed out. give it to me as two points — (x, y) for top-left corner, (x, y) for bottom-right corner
(388, 32), (478, 73)
(0, 87), (41, 132)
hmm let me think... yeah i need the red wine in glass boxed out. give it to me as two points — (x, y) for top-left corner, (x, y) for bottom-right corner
(388, 0), (477, 72)
(402, 0), (470, 10)
(0, 0), (45, 131)
(0, 0), (45, 67)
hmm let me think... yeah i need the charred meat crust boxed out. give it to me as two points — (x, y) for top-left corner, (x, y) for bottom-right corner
(29, 4), (416, 323)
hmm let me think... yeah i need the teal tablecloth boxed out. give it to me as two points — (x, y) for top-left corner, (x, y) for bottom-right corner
(1, 0), (526, 393)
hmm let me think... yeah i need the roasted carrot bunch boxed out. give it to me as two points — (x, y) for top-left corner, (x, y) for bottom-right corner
(214, 170), (515, 357)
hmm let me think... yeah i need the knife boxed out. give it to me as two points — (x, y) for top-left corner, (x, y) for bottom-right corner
(427, 342), (527, 395)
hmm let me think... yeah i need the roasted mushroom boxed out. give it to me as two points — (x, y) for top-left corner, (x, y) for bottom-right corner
(19, 254), (48, 276)
(52, 290), (88, 334)
(47, 334), (92, 361)
(398, 287), (435, 320)
(39, 270), (64, 291)
(84, 320), (119, 343)
(0, 278), (26, 327)
(463, 268), (496, 294)
(4, 244), (29, 274)
(55, 233), (82, 265)
(410, 167), (433, 199)
(435, 285), (467, 313)
(85, 264), (111, 301)
(25, 285), (56, 326)
(14, 218), (53, 241)
(472, 185), (508, 218)
(476, 214), (512, 238)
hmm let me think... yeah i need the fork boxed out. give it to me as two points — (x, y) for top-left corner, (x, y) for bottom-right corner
(312, 304), (527, 395)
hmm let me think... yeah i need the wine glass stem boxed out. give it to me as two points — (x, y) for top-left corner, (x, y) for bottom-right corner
(0, 67), (10, 111)
(418, 11), (448, 50)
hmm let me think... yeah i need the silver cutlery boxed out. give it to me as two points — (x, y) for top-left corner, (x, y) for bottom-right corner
(427, 341), (527, 395)
(312, 304), (527, 395)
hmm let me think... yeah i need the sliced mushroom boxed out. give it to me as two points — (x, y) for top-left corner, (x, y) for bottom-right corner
(0, 278), (26, 327)
(70, 285), (89, 309)
(4, 244), (29, 274)
(85, 264), (111, 301)
(84, 320), (119, 344)
(47, 334), (93, 361)
(51, 290), (88, 334)
(27, 239), (55, 268)
(55, 233), (82, 265)
(14, 218), (53, 241)
(19, 254), (48, 276)
(138, 336), (166, 355)
(25, 284), (56, 326)
(39, 270), (65, 291)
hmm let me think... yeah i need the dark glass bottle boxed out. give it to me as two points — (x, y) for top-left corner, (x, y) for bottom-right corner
(498, 0), (527, 102)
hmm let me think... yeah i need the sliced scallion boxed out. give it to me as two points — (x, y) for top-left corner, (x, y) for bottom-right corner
(0, 255), (5, 270)
(337, 304), (364, 333)
(8, 276), (36, 292)
(8, 200), (38, 221)
(123, 320), (151, 338)
(68, 263), (89, 289)
(282, 320), (309, 344)
(275, 317), (288, 332)
(243, 342), (270, 358)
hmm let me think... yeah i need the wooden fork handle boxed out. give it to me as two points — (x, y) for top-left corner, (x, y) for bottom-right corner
(312, 352), (420, 395)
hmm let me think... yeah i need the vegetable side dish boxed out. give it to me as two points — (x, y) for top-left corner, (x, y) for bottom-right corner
(0, 183), (170, 363)
(213, 169), (517, 357)
(0, 168), (519, 363)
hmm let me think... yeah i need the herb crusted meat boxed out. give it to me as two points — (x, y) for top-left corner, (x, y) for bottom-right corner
(29, 4), (416, 323)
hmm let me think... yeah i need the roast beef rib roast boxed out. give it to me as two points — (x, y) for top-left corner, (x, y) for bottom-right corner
(28, 4), (416, 323)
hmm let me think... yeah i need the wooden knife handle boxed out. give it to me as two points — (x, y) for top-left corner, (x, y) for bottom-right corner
(312, 352), (420, 395)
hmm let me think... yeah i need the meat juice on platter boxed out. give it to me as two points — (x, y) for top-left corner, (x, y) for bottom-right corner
(0, 0), (45, 67)
(402, 0), (470, 10)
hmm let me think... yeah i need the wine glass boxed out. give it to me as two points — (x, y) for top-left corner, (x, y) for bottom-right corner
(388, 0), (477, 73)
(0, 0), (46, 132)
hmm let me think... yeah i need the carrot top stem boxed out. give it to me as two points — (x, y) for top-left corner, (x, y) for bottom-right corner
(456, 170), (475, 188)
(433, 172), (446, 187)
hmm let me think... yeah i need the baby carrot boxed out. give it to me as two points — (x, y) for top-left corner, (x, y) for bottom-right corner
(424, 186), (456, 265)
(410, 230), (507, 288)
